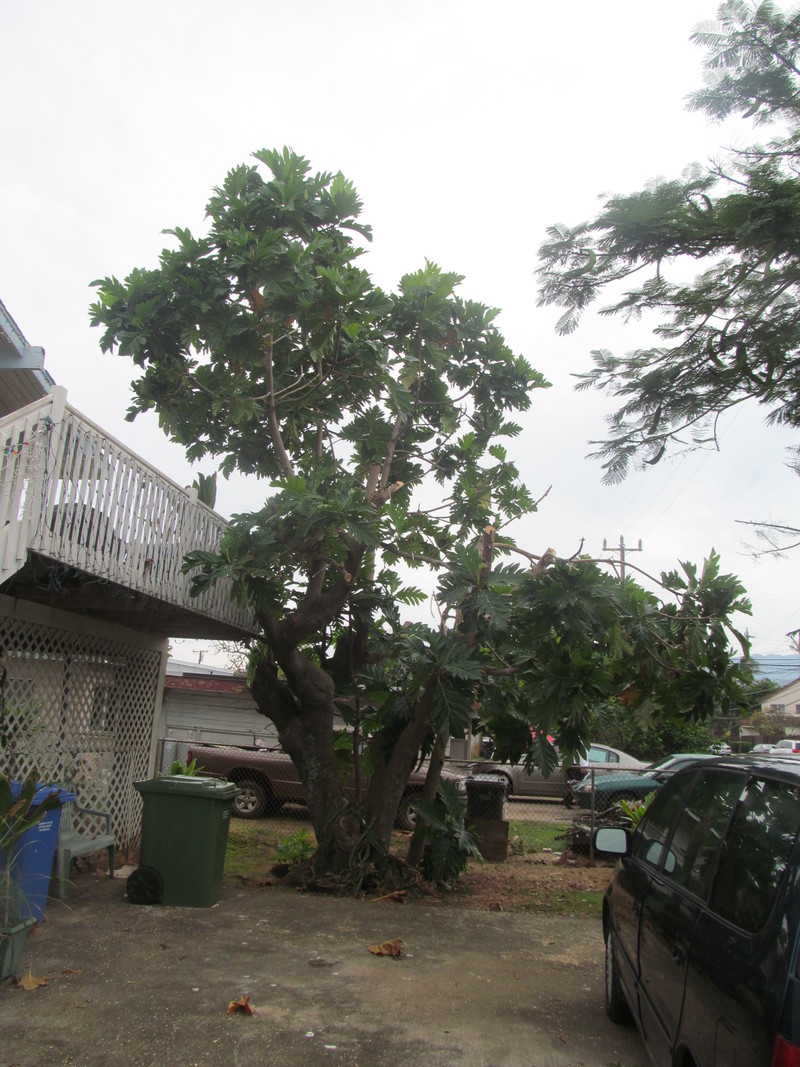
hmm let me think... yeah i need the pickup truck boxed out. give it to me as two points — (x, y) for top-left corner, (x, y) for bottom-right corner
(186, 743), (467, 829)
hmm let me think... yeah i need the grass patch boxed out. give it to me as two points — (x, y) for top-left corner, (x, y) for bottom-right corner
(508, 820), (565, 854)
(224, 816), (315, 881)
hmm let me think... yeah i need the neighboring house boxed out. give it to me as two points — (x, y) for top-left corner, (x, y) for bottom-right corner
(0, 300), (259, 855)
(740, 676), (800, 746)
(159, 660), (279, 764)
(761, 677), (800, 721)
(157, 658), (477, 772)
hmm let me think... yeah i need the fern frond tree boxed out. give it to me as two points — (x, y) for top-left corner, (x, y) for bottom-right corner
(537, 0), (800, 554)
(91, 149), (753, 878)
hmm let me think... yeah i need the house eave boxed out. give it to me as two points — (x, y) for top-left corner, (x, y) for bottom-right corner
(0, 299), (54, 415)
(1, 552), (254, 642)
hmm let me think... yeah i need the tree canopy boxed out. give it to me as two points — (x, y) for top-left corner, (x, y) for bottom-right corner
(91, 148), (754, 882)
(537, 0), (800, 526)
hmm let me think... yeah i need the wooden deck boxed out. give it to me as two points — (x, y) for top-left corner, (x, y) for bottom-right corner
(0, 387), (258, 639)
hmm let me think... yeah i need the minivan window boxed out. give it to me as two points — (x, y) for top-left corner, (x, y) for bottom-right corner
(710, 777), (800, 933)
(633, 772), (695, 868)
(660, 771), (742, 899)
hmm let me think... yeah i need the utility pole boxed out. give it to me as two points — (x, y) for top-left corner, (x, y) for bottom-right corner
(602, 535), (643, 583)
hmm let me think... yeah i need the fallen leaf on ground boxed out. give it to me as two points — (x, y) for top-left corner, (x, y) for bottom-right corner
(227, 995), (255, 1015)
(62, 968), (82, 976)
(367, 938), (403, 958)
(18, 969), (47, 991)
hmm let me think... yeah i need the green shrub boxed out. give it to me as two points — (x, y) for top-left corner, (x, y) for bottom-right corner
(168, 757), (203, 776)
(593, 709), (716, 761)
(272, 828), (315, 865)
(616, 791), (656, 829)
(412, 780), (482, 887)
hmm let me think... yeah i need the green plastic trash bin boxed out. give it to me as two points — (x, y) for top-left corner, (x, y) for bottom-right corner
(128, 776), (239, 908)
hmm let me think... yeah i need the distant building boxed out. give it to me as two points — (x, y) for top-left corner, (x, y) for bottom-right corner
(159, 660), (278, 759)
(760, 678), (800, 721)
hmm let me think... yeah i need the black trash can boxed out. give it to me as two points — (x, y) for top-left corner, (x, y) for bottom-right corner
(465, 774), (507, 821)
(127, 775), (239, 907)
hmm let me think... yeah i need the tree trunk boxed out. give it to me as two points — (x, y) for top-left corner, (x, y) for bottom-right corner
(250, 625), (440, 874)
(363, 677), (438, 846)
(405, 731), (449, 869)
(251, 647), (361, 874)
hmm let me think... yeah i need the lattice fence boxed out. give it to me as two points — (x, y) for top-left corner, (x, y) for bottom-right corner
(0, 613), (162, 858)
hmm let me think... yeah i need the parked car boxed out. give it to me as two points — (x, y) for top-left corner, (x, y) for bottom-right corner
(571, 753), (715, 812)
(772, 738), (800, 754)
(751, 743), (775, 754)
(475, 743), (647, 804)
(596, 753), (800, 1067)
(186, 743), (467, 829)
(708, 741), (732, 755)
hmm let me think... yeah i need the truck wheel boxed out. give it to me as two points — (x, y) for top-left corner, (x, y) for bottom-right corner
(232, 778), (270, 819)
(395, 791), (420, 831)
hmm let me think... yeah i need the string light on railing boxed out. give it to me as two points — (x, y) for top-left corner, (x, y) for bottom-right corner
(3, 417), (52, 459)
(3, 441), (30, 457)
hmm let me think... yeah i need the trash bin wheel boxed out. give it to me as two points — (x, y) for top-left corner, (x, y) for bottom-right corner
(126, 865), (163, 905)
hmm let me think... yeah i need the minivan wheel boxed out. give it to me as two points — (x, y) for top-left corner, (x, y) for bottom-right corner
(604, 931), (633, 1024)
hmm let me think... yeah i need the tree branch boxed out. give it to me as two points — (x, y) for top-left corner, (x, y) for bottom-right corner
(377, 414), (405, 494)
(264, 327), (296, 479)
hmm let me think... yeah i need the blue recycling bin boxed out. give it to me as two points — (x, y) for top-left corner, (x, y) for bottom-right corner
(8, 782), (74, 921)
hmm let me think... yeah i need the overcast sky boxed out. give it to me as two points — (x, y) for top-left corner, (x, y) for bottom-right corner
(2, 0), (799, 669)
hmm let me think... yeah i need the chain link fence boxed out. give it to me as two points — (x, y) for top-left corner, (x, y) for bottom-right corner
(151, 742), (661, 862)
(470, 766), (662, 861)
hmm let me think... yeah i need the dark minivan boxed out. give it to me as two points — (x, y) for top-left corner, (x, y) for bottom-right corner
(596, 754), (800, 1067)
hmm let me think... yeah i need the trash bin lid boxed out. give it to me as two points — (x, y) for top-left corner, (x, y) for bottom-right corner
(33, 784), (74, 806)
(466, 774), (507, 789)
(10, 781), (75, 806)
(134, 775), (240, 799)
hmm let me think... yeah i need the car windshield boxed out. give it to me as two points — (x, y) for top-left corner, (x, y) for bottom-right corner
(649, 755), (695, 773)
(648, 756), (678, 771)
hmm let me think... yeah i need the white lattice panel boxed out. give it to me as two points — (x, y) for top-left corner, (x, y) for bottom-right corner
(0, 614), (161, 856)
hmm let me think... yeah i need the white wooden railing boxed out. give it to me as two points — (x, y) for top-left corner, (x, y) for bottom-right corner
(0, 387), (257, 636)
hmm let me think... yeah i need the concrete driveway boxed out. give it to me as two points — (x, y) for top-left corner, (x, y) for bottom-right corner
(1, 873), (648, 1067)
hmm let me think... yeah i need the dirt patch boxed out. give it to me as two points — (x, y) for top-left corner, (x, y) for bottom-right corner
(225, 817), (617, 915)
(420, 850), (616, 913)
